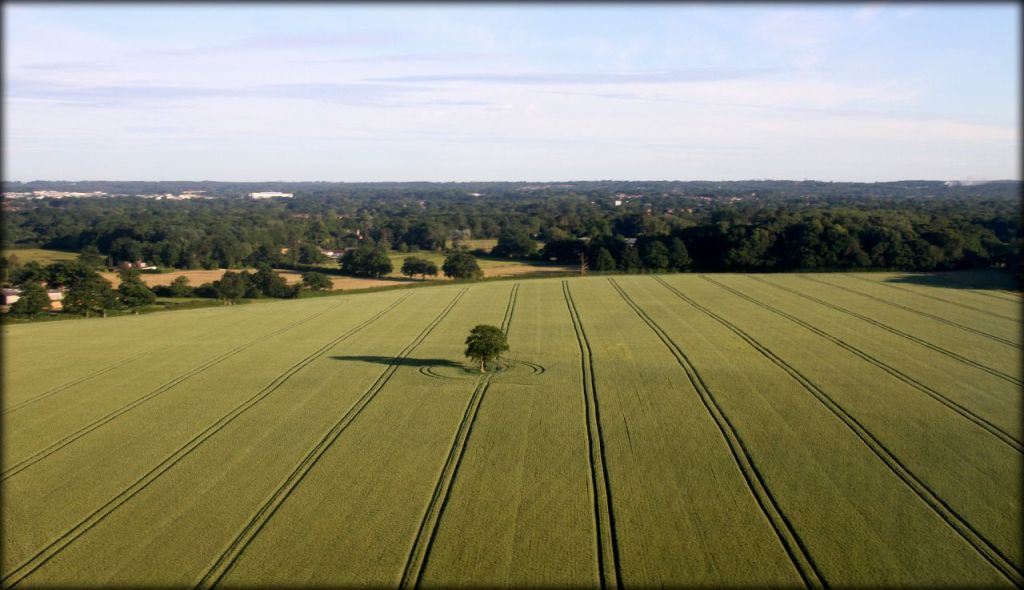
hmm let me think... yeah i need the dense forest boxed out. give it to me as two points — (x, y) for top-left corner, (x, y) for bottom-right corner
(2, 180), (1020, 279)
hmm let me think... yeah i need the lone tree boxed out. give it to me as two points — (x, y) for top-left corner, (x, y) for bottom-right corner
(464, 324), (509, 373)
(340, 243), (393, 278)
(443, 251), (483, 280)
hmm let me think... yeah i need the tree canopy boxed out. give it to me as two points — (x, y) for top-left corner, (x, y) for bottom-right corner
(464, 324), (509, 372)
(340, 243), (393, 278)
(401, 256), (438, 280)
(117, 268), (156, 312)
(9, 282), (50, 317)
(443, 252), (483, 280)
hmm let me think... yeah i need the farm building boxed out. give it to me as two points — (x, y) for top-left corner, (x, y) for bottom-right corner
(1, 287), (22, 306)
(0, 287), (64, 312)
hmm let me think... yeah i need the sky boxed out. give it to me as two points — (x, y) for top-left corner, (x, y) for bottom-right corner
(2, 3), (1020, 182)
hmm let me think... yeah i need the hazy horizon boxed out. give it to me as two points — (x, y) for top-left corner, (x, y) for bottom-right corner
(4, 3), (1020, 182)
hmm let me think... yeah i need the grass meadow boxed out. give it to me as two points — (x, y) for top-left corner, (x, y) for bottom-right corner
(1, 273), (1020, 587)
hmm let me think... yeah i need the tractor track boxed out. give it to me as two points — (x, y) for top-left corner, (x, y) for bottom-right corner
(2, 308), (261, 416)
(846, 275), (1018, 322)
(2, 351), (151, 416)
(799, 275), (1021, 350)
(2, 297), (351, 482)
(2, 292), (414, 588)
(746, 275), (1021, 387)
(609, 278), (824, 589)
(400, 282), (520, 589)
(195, 288), (468, 589)
(651, 275), (1023, 586)
(563, 281), (622, 589)
(699, 275), (1023, 454)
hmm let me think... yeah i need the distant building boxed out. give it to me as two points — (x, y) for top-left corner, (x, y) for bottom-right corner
(1, 288), (22, 307)
(249, 192), (294, 199)
(0, 287), (64, 312)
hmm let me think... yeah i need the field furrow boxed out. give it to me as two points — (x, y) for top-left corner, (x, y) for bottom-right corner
(401, 283), (518, 588)
(3, 299), (348, 467)
(650, 275), (1020, 585)
(702, 275), (1021, 452)
(563, 280), (622, 589)
(195, 288), (467, 589)
(2, 299), (348, 480)
(1, 301), (279, 405)
(801, 275), (1022, 349)
(3, 272), (1018, 588)
(848, 275), (1019, 321)
(607, 278), (823, 588)
(416, 280), (596, 588)
(747, 275), (1020, 386)
(215, 283), (513, 586)
(2, 291), (411, 583)
(564, 278), (806, 587)
(658, 274), (1023, 573)
(2, 350), (152, 416)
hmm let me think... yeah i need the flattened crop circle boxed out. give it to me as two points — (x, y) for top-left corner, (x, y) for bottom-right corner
(419, 359), (544, 381)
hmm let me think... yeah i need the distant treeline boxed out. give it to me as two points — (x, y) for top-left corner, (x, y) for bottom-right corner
(2, 180), (1019, 277)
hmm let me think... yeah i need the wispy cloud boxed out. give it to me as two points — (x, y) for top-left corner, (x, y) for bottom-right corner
(6, 79), (429, 107)
(368, 67), (778, 85)
(294, 51), (514, 65)
(132, 31), (400, 58)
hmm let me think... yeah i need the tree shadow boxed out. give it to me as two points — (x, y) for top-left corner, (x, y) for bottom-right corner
(329, 355), (465, 368)
(881, 270), (1020, 292)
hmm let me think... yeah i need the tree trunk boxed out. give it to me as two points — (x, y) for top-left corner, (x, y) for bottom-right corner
(480, 358), (485, 373)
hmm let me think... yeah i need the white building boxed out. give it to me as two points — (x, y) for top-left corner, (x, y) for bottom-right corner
(249, 192), (294, 199)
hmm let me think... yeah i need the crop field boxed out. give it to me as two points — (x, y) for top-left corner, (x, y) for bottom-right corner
(1, 272), (1021, 587)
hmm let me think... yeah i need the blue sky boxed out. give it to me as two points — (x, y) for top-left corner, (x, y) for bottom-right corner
(3, 3), (1019, 181)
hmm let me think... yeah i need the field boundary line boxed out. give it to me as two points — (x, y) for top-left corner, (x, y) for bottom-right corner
(1, 291), (415, 588)
(846, 274), (1017, 322)
(195, 288), (469, 589)
(563, 281), (621, 589)
(1, 297), (351, 481)
(400, 283), (520, 588)
(608, 278), (824, 589)
(746, 275), (1021, 387)
(799, 275), (1021, 350)
(3, 306), (261, 416)
(651, 275), (1023, 586)
(699, 275), (1023, 454)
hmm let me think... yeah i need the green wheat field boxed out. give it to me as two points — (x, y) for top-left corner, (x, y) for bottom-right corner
(2, 273), (1021, 587)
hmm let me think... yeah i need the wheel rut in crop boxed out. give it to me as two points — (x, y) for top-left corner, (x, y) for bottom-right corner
(400, 282), (520, 589)
(564, 280), (621, 589)
(3, 307), (258, 417)
(3, 351), (151, 416)
(800, 275), (1021, 350)
(700, 276), (1023, 454)
(652, 275), (1023, 586)
(847, 275), (1018, 322)
(2, 297), (351, 482)
(1, 292), (415, 588)
(747, 276), (1021, 387)
(608, 278), (824, 589)
(195, 288), (468, 589)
